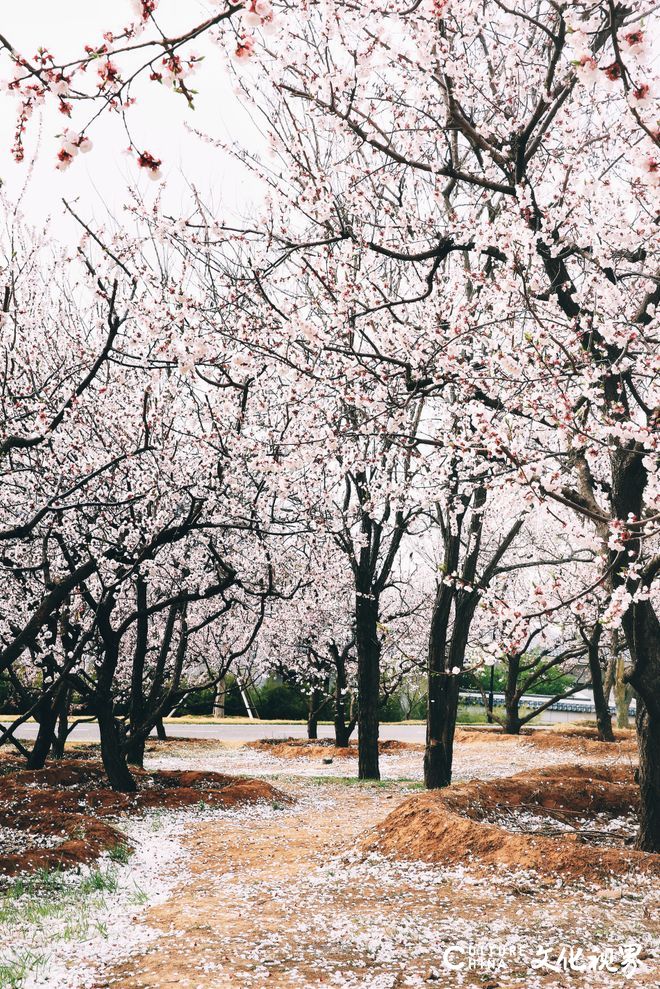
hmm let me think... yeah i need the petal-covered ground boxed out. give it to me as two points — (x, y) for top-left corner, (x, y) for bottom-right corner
(0, 730), (656, 989)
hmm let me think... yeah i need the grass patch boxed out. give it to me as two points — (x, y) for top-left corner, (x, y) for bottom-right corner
(302, 776), (424, 789)
(107, 843), (132, 865)
(0, 949), (49, 989)
(0, 861), (132, 987)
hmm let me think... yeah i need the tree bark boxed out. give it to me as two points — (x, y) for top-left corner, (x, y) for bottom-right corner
(634, 698), (660, 853)
(52, 687), (70, 759)
(624, 600), (660, 852)
(586, 625), (615, 742)
(212, 678), (226, 719)
(97, 702), (137, 792)
(332, 644), (356, 747)
(614, 656), (631, 728)
(155, 716), (167, 740)
(27, 700), (59, 770)
(503, 654), (522, 734)
(355, 590), (380, 780)
(425, 580), (455, 788)
(126, 578), (148, 767)
(307, 688), (321, 740)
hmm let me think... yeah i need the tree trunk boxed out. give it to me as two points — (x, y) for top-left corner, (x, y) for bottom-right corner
(51, 687), (70, 759)
(614, 655), (631, 728)
(586, 625), (615, 742)
(125, 734), (146, 767)
(355, 591), (380, 780)
(503, 654), (522, 734)
(27, 701), (58, 770)
(426, 592), (477, 788)
(97, 702), (137, 792)
(126, 578), (148, 767)
(635, 699), (660, 852)
(332, 647), (355, 748)
(94, 613), (137, 792)
(623, 601), (660, 852)
(212, 678), (226, 719)
(424, 579), (454, 789)
(307, 688), (321, 740)
(155, 716), (167, 740)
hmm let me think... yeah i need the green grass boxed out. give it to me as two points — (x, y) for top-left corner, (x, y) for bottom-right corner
(302, 775), (424, 789)
(0, 863), (129, 987)
(107, 843), (132, 865)
(0, 950), (49, 989)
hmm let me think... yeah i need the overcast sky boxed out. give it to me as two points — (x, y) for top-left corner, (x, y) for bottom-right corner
(0, 0), (263, 239)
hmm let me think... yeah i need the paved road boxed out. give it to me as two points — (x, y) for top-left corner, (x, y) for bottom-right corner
(1, 708), (592, 744)
(2, 721), (424, 743)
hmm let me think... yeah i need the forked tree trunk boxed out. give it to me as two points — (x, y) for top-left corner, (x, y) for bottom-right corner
(97, 703), (137, 792)
(332, 646), (356, 748)
(355, 591), (380, 780)
(426, 589), (477, 788)
(95, 614), (137, 792)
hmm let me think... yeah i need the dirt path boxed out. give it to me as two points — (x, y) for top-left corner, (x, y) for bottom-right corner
(94, 779), (658, 989)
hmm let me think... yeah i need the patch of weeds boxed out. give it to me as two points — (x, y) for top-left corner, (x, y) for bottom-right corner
(303, 776), (420, 790)
(196, 800), (207, 812)
(271, 800), (286, 811)
(127, 885), (149, 906)
(80, 868), (118, 894)
(0, 949), (49, 989)
(107, 842), (132, 864)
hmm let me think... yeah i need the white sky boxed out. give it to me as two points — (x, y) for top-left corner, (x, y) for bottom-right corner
(0, 0), (263, 238)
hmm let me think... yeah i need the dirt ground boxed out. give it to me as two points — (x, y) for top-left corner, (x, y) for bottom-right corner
(78, 728), (659, 989)
(0, 759), (285, 876)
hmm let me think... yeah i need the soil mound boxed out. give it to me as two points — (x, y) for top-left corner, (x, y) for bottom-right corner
(0, 759), (287, 877)
(523, 726), (637, 755)
(247, 737), (423, 759)
(364, 764), (658, 880)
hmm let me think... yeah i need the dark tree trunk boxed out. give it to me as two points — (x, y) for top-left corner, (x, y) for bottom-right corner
(586, 625), (615, 742)
(503, 654), (522, 734)
(95, 608), (137, 793)
(27, 701), (59, 770)
(332, 644), (355, 747)
(126, 578), (148, 767)
(355, 591), (380, 780)
(155, 716), (167, 740)
(125, 734), (146, 767)
(624, 600), (660, 852)
(51, 687), (70, 759)
(307, 688), (321, 740)
(635, 698), (660, 853)
(425, 589), (477, 788)
(97, 702), (137, 792)
(425, 577), (454, 789)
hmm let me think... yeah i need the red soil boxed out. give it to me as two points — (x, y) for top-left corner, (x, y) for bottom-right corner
(247, 737), (422, 759)
(0, 759), (287, 877)
(364, 764), (659, 880)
